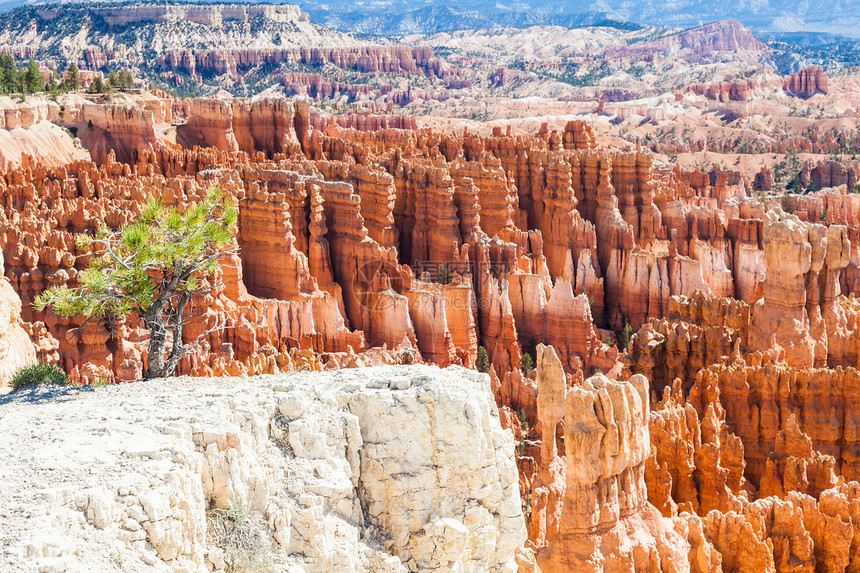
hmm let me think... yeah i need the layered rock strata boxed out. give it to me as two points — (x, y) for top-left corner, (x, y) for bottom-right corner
(6, 95), (860, 390)
(784, 66), (829, 98)
(7, 93), (860, 570)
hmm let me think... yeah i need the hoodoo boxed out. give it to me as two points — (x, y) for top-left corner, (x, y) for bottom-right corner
(2, 2), (860, 571)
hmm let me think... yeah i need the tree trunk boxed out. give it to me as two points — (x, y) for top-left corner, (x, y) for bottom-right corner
(144, 294), (192, 379)
(156, 291), (191, 378)
(145, 323), (170, 379)
(143, 269), (184, 379)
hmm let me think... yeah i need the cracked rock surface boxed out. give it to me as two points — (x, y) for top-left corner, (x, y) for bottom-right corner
(0, 365), (525, 572)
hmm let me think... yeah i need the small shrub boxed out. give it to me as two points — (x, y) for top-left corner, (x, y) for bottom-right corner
(616, 321), (633, 352)
(516, 408), (531, 433)
(515, 408), (530, 458)
(437, 265), (451, 285)
(786, 177), (801, 194)
(475, 346), (489, 374)
(207, 505), (270, 572)
(520, 352), (534, 376)
(88, 376), (112, 387)
(10, 362), (69, 391)
(821, 209), (828, 223)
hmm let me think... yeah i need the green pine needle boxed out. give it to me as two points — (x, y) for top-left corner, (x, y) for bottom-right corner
(34, 189), (238, 328)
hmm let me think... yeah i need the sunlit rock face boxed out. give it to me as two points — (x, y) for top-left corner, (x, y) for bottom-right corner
(5, 87), (860, 571)
(0, 365), (526, 572)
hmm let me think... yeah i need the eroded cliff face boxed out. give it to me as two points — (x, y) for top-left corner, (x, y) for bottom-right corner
(7, 93), (860, 570)
(640, 348), (860, 573)
(1, 102), (681, 384)
(748, 209), (851, 368)
(784, 66), (829, 98)
(0, 366), (526, 572)
(159, 46), (444, 81)
(623, 205), (860, 572)
(91, 3), (309, 28)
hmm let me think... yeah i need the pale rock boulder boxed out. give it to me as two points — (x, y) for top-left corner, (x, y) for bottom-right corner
(0, 365), (525, 572)
(346, 367), (525, 571)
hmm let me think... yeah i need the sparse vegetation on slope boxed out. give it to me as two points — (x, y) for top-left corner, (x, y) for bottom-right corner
(10, 362), (69, 391)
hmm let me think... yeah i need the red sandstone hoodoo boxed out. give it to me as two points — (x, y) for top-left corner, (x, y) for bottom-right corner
(2, 91), (860, 570)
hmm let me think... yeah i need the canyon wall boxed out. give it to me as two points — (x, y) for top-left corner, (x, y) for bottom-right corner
(158, 46), (444, 80)
(605, 20), (770, 63)
(623, 207), (860, 572)
(684, 66), (829, 103)
(784, 66), (829, 98)
(5, 94), (860, 392)
(89, 3), (308, 28)
(5, 93), (860, 569)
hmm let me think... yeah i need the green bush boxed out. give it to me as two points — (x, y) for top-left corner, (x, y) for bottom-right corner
(519, 352), (534, 376)
(516, 408), (530, 432)
(475, 346), (489, 374)
(437, 265), (451, 285)
(10, 363), (69, 391)
(616, 321), (633, 352)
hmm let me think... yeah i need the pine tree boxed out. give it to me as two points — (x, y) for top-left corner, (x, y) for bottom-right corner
(119, 68), (134, 91)
(520, 352), (534, 375)
(437, 265), (450, 285)
(617, 321), (633, 352)
(65, 62), (80, 91)
(0, 54), (20, 94)
(45, 71), (59, 93)
(107, 68), (134, 91)
(34, 190), (238, 379)
(87, 75), (107, 94)
(24, 59), (42, 93)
